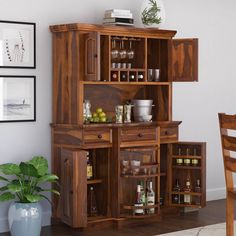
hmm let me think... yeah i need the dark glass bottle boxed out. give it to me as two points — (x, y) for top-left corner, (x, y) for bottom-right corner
(87, 186), (97, 217)
(172, 179), (181, 204)
(194, 179), (201, 205)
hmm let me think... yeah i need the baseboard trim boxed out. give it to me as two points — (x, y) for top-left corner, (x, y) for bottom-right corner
(207, 187), (226, 201)
(0, 211), (51, 233)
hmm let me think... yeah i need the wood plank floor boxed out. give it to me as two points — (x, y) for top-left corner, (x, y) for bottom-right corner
(0, 199), (229, 236)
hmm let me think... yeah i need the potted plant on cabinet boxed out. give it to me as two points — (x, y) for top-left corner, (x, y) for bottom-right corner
(0, 156), (59, 236)
(141, 0), (165, 28)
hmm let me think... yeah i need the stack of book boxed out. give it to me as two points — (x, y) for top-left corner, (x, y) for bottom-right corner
(103, 9), (134, 26)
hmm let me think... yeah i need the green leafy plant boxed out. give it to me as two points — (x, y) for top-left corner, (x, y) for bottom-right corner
(0, 156), (59, 203)
(141, 0), (162, 26)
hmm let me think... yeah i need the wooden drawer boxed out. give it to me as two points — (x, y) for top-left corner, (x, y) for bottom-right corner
(160, 127), (178, 143)
(120, 127), (158, 145)
(83, 128), (111, 145)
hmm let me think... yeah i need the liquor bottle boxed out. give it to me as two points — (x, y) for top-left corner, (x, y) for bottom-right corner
(183, 177), (192, 204)
(192, 148), (199, 166)
(147, 181), (155, 214)
(87, 186), (97, 217)
(184, 148), (191, 166)
(172, 178), (181, 204)
(176, 148), (183, 166)
(134, 184), (144, 215)
(87, 152), (93, 180)
(140, 180), (146, 206)
(194, 179), (201, 205)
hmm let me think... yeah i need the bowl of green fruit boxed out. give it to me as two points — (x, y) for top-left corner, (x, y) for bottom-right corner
(90, 108), (108, 123)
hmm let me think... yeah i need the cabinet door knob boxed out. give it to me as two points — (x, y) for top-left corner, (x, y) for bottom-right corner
(98, 134), (102, 139)
(138, 133), (143, 138)
(165, 131), (168, 135)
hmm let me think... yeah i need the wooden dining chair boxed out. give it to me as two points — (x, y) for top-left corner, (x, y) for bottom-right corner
(219, 113), (236, 236)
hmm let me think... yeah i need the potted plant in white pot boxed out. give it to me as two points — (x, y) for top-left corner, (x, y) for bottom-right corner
(141, 0), (165, 28)
(0, 156), (59, 236)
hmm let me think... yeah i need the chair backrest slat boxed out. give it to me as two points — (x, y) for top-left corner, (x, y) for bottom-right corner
(222, 135), (236, 152)
(219, 113), (236, 130)
(225, 156), (236, 172)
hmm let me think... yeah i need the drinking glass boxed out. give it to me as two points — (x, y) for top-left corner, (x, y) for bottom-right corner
(127, 38), (135, 59)
(111, 38), (119, 60)
(119, 38), (127, 60)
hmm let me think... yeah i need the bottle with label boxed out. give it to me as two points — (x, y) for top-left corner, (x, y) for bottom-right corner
(87, 186), (97, 217)
(87, 152), (93, 180)
(147, 181), (155, 214)
(172, 178), (181, 204)
(176, 148), (183, 165)
(184, 148), (191, 166)
(184, 177), (192, 204)
(140, 180), (146, 206)
(134, 184), (144, 215)
(194, 179), (201, 205)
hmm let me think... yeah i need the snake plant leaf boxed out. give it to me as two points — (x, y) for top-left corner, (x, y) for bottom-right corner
(0, 164), (20, 175)
(38, 174), (59, 183)
(19, 162), (38, 177)
(28, 156), (48, 176)
(25, 194), (43, 203)
(0, 192), (15, 202)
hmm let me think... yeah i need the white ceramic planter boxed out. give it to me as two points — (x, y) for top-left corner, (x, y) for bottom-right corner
(8, 202), (42, 236)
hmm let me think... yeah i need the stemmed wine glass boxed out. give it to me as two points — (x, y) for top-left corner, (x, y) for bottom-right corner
(119, 37), (127, 60)
(111, 38), (119, 60)
(127, 38), (135, 60)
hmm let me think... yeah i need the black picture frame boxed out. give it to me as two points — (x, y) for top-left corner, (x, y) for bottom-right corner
(0, 75), (36, 122)
(0, 20), (36, 68)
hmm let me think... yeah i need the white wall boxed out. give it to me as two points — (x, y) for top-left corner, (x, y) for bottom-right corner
(0, 0), (234, 232)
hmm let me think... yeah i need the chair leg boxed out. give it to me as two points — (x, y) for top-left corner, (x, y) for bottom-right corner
(226, 195), (234, 236)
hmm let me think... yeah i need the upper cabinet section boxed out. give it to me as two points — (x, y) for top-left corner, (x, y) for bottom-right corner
(168, 39), (198, 82)
(50, 23), (198, 83)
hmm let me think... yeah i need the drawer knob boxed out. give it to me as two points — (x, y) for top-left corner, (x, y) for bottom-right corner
(165, 131), (168, 135)
(138, 133), (143, 138)
(98, 134), (102, 139)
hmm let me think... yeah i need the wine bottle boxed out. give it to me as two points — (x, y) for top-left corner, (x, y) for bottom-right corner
(194, 179), (201, 205)
(87, 152), (93, 180)
(172, 178), (181, 204)
(87, 186), (97, 217)
(184, 177), (192, 204)
(134, 184), (144, 215)
(147, 181), (155, 214)
(140, 180), (146, 206)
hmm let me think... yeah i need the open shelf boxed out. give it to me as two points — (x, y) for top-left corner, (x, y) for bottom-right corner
(172, 165), (201, 170)
(172, 155), (202, 159)
(87, 179), (103, 185)
(171, 191), (201, 196)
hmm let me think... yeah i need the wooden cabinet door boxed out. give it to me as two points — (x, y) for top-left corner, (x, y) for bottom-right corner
(167, 142), (206, 208)
(168, 39), (198, 82)
(84, 32), (100, 81)
(61, 148), (87, 228)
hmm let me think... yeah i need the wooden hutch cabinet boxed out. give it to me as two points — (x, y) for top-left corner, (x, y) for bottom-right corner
(50, 22), (206, 228)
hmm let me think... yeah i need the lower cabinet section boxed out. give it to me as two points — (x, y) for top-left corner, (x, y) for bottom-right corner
(168, 142), (206, 208)
(59, 140), (206, 228)
(60, 148), (111, 227)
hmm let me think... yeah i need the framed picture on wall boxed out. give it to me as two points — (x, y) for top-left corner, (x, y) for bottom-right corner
(0, 21), (36, 68)
(0, 75), (36, 122)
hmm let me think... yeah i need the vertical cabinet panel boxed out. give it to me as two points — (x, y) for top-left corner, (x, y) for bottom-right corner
(168, 39), (198, 82)
(61, 148), (87, 228)
(84, 32), (100, 81)
(168, 142), (206, 208)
